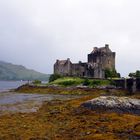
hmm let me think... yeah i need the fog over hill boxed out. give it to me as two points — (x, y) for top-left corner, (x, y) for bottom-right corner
(0, 61), (50, 81)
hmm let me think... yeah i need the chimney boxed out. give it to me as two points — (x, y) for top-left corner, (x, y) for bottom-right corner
(105, 44), (109, 48)
(56, 59), (59, 63)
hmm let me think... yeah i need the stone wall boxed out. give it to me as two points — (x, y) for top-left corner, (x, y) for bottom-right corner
(114, 78), (140, 93)
(71, 63), (87, 77)
(136, 78), (140, 91)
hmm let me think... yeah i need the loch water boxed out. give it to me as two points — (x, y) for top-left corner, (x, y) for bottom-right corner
(0, 81), (27, 92)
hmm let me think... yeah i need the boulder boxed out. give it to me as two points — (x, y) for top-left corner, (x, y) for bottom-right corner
(81, 96), (140, 115)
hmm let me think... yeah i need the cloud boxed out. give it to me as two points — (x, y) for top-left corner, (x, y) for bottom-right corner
(0, 0), (140, 76)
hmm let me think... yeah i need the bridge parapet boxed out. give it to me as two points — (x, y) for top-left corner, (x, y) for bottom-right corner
(113, 78), (140, 93)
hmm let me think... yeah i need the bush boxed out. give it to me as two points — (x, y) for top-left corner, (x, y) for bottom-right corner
(59, 80), (76, 86)
(91, 80), (101, 86)
(129, 70), (140, 78)
(83, 78), (90, 86)
(32, 80), (41, 85)
(49, 74), (62, 82)
(109, 79), (116, 86)
(105, 68), (120, 78)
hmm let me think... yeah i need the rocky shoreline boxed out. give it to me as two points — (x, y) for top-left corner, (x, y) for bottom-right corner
(0, 84), (140, 139)
(15, 83), (128, 96)
(15, 84), (140, 115)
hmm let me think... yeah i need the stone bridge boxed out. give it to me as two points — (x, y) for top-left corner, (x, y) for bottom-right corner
(114, 78), (140, 93)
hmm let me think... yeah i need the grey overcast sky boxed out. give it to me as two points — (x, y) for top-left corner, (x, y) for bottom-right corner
(0, 0), (140, 77)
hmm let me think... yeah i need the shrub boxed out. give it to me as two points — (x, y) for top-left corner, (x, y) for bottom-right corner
(49, 74), (62, 82)
(129, 70), (140, 78)
(105, 68), (120, 78)
(109, 79), (116, 86)
(83, 78), (90, 86)
(91, 80), (101, 86)
(32, 80), (41, 85)
(59, 80), (76, 86)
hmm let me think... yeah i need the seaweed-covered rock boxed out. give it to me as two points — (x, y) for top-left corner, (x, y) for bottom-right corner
(81, 96), (140, 115)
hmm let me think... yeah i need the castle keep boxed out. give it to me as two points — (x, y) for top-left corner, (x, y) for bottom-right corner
(54, 44), (115, 78)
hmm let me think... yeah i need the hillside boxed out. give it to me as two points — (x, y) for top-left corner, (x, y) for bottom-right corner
(0, 61), (50, 81)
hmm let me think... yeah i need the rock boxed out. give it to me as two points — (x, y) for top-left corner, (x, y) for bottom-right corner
(81, 96), (140, 115)
(86, 131), (91, 135)
(96, 85), (116, 89)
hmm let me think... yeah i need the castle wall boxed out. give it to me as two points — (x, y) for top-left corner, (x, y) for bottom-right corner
(101, 52), (115, 70)
(93, 67), (105, 79)
(71, 63), (87, 77)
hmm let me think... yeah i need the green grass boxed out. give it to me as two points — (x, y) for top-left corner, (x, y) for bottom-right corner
(48, 77), (111, 87)
(49, 77), (84, 86)
(84, 79), (111, 87)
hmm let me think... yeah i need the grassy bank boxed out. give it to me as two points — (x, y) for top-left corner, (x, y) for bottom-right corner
(48, 77), (111, 87)
(15, 76), (140, 99)
(16, 77), (128, 96)
(15, 83), (130, 97)
(15, 84), (104, 95)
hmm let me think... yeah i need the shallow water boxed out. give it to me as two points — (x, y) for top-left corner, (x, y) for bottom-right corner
(0, 81), (27, 92)
(0, 91), (80, 115)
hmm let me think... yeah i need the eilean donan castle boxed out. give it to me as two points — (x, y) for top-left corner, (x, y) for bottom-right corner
(54, 44), (115, 78)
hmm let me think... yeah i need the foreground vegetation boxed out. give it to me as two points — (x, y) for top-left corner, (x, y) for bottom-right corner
(7, 76), (139, 139)
(0, 92), (140, 140)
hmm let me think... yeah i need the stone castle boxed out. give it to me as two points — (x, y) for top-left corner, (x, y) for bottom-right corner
(54, 44), (115, 78)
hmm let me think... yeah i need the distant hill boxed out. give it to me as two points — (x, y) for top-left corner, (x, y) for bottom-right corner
(0, 61), (50, 81)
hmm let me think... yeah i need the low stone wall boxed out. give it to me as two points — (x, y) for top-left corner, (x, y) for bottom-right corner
(136, 78), (140, 91)
(114, 78), (140, 93)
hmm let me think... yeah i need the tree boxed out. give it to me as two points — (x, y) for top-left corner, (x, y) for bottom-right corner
(129, 73), (136, 78)
(136, 70), (140, 77)
(105, 68), (120, 78)
(129, 70), (140, 78)
(49, 74), (62, 82)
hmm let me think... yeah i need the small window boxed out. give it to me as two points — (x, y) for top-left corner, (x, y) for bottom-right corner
(108, 60), (110, 64)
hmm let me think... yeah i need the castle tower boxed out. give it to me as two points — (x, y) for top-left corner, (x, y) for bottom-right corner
(87, 44), (115, 78)
(54, 58), (72, 76)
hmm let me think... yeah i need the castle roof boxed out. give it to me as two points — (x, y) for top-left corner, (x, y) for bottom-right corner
(58, 60), (67, 65)
(55, 58), (71, 65)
